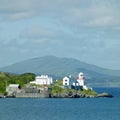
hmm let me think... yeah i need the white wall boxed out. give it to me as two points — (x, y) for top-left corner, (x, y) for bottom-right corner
(30, 75), (53, 85)
(63, 77), (69, 86)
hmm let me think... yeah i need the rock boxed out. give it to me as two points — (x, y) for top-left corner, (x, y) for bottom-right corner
(96, 92), (113, 98)
(49, 91), (113, 98)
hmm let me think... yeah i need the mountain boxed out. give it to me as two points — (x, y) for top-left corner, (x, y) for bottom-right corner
(0, 56), (120, 87)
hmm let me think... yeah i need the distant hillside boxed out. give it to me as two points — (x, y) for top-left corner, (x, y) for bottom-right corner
(0, 56), (120, 87)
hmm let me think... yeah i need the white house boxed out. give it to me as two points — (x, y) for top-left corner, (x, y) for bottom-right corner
(63, 77), (70, 86)
(6, 84), (21, 96)
(63, 72), (88, 90)
(30, 75), (53, 85)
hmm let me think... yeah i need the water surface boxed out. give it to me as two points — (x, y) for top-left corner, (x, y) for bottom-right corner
(0, 88), (120, 120)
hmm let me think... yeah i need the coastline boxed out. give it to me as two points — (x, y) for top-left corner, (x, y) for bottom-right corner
(1, 91), (113, 98)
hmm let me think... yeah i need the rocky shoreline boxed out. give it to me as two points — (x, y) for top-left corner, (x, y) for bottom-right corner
(49, 92), (113, 98)
(0, 92), (113, 98)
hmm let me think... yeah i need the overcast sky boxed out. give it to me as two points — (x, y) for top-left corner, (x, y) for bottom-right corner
(0, 0), (120, 69)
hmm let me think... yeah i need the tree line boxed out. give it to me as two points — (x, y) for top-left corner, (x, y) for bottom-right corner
(0, 72), (35, 94)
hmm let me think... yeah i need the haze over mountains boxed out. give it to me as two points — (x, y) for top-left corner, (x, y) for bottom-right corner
(0, 56), (120, 87)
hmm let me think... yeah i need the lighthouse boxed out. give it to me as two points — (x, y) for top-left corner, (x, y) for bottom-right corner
(77, 72), (88, 90)
(77, 72), (84, 86)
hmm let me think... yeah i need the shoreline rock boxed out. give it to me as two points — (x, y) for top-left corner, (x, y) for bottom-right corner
(49, 92), (113, 98)
(96, 92), (113, 98)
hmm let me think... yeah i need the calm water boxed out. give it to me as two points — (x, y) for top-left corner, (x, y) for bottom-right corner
(0, 88), (120, 120)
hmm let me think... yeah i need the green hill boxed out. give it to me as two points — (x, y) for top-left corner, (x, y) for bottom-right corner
(0, 56), (120, 87)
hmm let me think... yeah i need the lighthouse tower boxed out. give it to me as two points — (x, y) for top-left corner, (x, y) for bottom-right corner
(77, 72), (84, 86)
(77, 72), (88, 90)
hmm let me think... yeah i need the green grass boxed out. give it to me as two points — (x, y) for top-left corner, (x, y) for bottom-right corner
(82, 89), (97, 95)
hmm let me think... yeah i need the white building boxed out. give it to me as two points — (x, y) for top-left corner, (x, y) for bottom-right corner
(63, 77), (70, 86)
(30, 75), (53, 85)
(6, 84), (21, 96)
(63, 72), (88, 90)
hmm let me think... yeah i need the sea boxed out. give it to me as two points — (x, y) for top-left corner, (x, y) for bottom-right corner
(0, 87), (120, 120)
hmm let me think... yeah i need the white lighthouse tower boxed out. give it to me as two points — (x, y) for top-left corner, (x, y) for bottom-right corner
(77, 72), (88, 90)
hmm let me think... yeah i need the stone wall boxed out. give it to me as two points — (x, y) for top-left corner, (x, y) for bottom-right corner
(16, 92), (49, 98)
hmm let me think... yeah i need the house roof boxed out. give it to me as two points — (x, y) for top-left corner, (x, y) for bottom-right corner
(9, 84), (20, 87)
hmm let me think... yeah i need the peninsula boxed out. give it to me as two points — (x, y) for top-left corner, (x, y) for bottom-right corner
(0, 72), (113, 98)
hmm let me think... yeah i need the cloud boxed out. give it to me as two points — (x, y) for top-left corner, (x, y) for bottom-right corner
(114, 27), (120, 30)
(0, 0), (120, 69)
(19, 26), (57, 43)
(0, 0), (66, 20)
(0, 0), (39, 21)
(0, 0), (120, 29)
(3, 12), (34, 21)
(62, 1), (120, 28)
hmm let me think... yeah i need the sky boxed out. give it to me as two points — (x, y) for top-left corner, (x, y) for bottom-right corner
(0, 0), (120, 70)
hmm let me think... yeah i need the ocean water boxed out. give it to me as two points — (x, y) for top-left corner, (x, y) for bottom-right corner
(0, 88), (120, 120)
